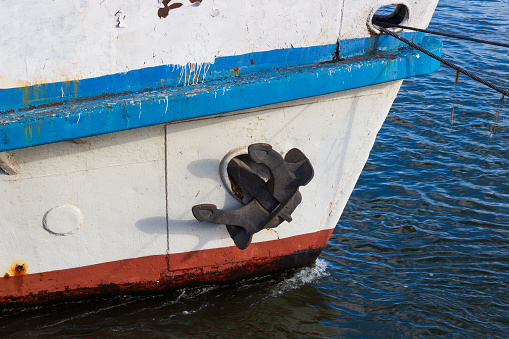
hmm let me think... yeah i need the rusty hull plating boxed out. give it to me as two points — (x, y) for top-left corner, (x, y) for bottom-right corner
(0, 229), (333, 307)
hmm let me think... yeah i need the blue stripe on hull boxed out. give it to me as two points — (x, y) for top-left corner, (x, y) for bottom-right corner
(0, 44), (337, 114)
(0, 33), (425, 114)
(0, 36), (441, 152)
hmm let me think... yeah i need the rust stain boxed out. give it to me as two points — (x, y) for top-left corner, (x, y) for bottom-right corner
(16, 79), (31, 87)
(22, 85), (29, 108)
(6, 261), (29, 296)
(266, 228), (280, 240)
(32, 85), (38, 101)
(250, 59), (255, 65)
(73, 80), (79, 98)
(12, 83), (142, 114)
(232, 67), (241, 77)
(229, 174), (243, 201)
(10, 261), (27, 276)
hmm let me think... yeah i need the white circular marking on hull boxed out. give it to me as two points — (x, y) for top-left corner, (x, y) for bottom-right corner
(43, 204), (84, 236)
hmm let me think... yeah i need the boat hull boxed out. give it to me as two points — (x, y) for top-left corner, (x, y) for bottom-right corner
(0, 0), (442, 306)
(1, 81), (402, 306)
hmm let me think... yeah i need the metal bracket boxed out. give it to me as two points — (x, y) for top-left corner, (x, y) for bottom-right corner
(192, 143), (313, 249)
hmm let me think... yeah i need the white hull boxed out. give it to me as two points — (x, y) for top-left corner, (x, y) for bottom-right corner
(0, 81), (401, 275)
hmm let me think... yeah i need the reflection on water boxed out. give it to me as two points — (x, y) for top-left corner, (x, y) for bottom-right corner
(2, 0), (509, 337)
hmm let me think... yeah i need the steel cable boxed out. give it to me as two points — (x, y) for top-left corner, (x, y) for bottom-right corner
(372, 20), (509, 49)
(374, 25), (509, 97)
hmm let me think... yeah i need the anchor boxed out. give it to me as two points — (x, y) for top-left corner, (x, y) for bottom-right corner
(192, 143), (314, 250)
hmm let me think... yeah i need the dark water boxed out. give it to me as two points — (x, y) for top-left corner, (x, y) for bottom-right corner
(2, 0), (509, 337)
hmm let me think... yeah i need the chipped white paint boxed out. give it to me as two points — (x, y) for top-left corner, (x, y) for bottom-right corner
(0, 0), (439, 89)
(0, 0), (343, 88)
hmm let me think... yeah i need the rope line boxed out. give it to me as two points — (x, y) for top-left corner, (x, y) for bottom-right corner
(372, 20), (509, 49)
(374, 25), (509, 97)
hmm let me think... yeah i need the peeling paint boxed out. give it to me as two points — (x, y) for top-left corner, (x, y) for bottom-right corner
(115, 10), (128, 28)
(158, 0), (184, 18)
(0, 0), (356, 88)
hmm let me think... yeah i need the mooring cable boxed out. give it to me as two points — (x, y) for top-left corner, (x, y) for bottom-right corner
(372, 20), (509, 49)
(374, 24), (509, 98)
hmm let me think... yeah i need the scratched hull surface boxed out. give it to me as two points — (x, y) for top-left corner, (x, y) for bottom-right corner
(0, 0), (437, 89)
(0, 0), (440, 305)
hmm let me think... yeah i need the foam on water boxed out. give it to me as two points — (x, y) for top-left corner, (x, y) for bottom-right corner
(268, 258), (330, 298)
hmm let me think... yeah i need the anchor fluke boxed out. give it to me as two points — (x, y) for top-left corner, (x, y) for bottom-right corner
(192, 143), (313, 250)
